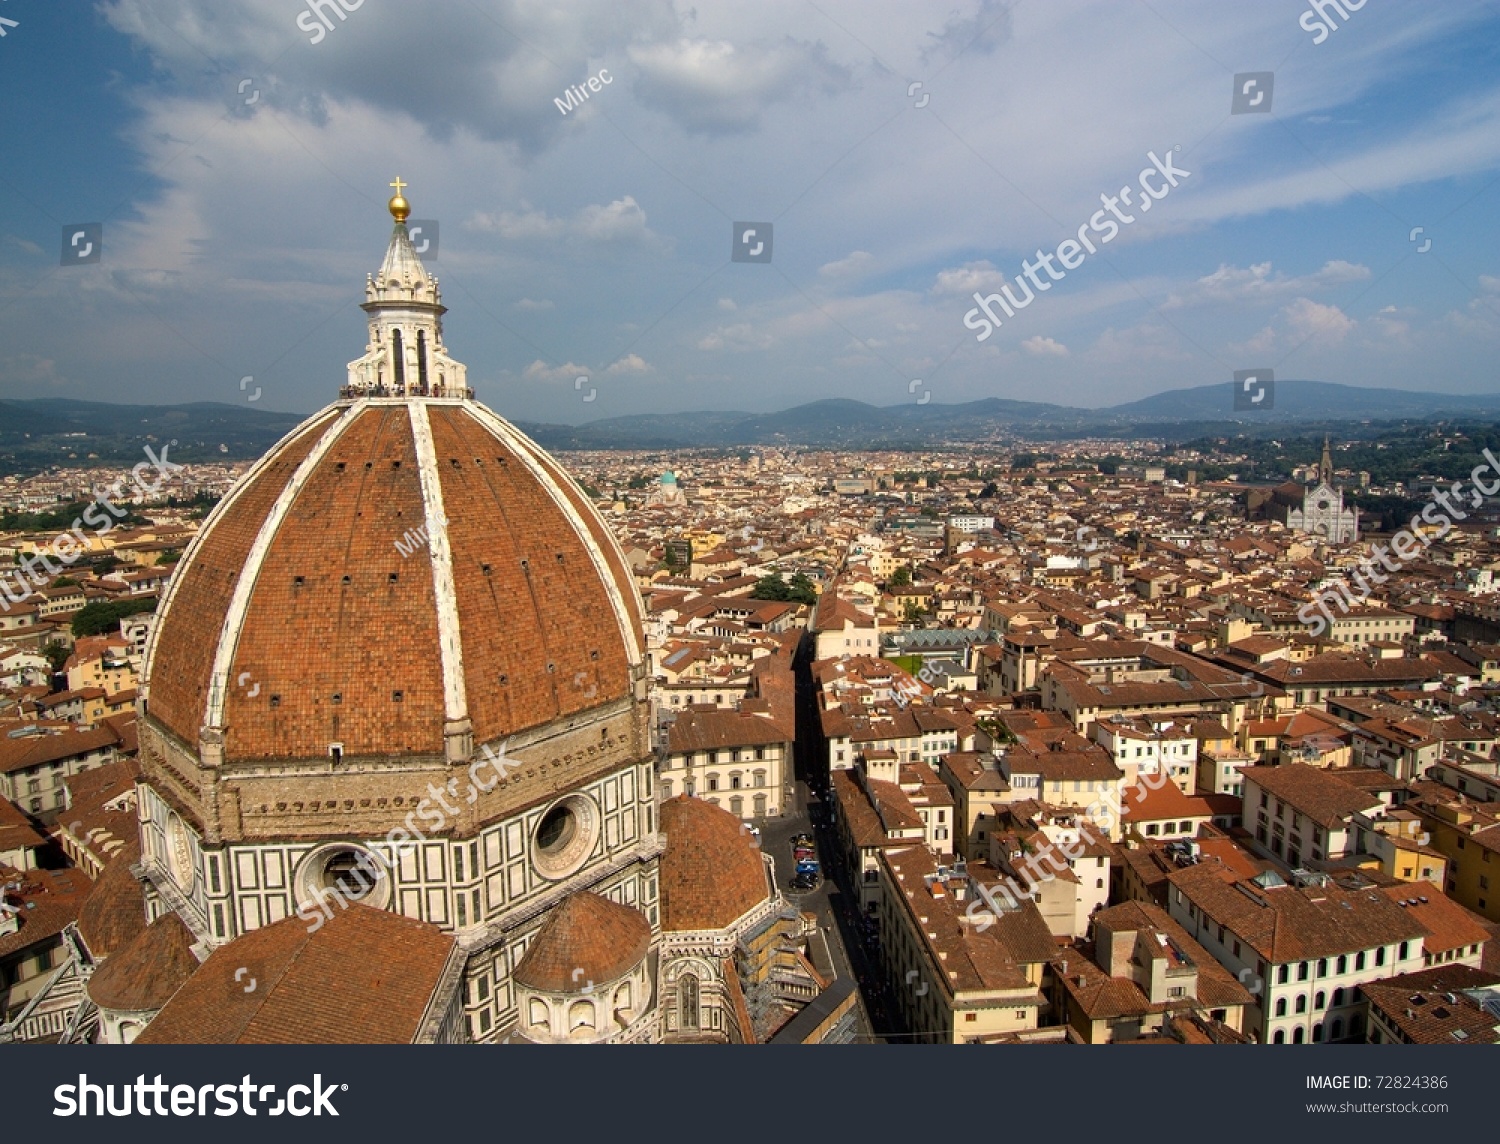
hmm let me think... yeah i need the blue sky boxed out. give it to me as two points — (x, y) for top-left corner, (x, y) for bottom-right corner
(0, 0), (1497, 424)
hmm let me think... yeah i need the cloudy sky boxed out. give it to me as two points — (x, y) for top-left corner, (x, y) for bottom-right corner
(1, 0), (1498, 423)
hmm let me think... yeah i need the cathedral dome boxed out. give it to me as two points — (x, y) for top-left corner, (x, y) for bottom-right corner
(86, 911), (199, 1014)
(512, 891), (651, 992)
(659, 795), (771, 931)
(142, 190), (645, 766)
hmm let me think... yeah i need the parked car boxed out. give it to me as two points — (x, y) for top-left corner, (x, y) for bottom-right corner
(790, 874), (816, 890)
(795, 859), (820, 876)
(792, 832), (813, 846)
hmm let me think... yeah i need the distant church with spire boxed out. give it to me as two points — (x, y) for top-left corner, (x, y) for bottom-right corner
(1284, 436), (1359, 544)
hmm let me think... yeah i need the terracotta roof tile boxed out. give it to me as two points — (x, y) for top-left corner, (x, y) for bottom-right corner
(147, 401), (643, 761)
(87, 911), (198, 1012)
(136, 905), (454, 1043)
(75, 843), (146, 959)
(512, 891), (651, 991)
(660, 795), (770, 931)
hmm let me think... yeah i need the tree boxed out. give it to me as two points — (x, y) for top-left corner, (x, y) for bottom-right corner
(902, 599), (925, 623)
(71, 598), (156, 638)
(890, 565), (912, 588)
(1, 501), (145, 532)
(750, 573), (791, 601)
(787, 573), (818, 606)
(41, 641), (70, 676)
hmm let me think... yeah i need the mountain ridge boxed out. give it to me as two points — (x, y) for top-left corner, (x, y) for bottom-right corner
(1, 380), (1496, 463)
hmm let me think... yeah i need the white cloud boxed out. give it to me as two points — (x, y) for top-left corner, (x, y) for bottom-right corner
(1283, 297), (1356, 342)
(717, 297), (738, 311)
(523, 360), (593, 384)
(101, 0), (678, 154)
(467, 197), (656, 245)
(1021, 335), (1069, 357)
(1163, 260), (1371, 309)
(575, 197), (651, 242)
(931, 261), (1007, 297)
(606, 353), (651, 374)
(819, 251), (873, 278)
(628, 35), (851, 133)
(468, 208), (566, 241)
(697, 323), (772, 352)
(514, 298), (554, 311)
(1228, 325), (1279, 356)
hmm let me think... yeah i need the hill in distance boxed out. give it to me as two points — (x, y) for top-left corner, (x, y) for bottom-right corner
(0, 381), (1495, 468)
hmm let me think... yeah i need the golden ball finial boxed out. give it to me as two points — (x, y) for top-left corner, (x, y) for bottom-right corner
(388, 176), (410, 222)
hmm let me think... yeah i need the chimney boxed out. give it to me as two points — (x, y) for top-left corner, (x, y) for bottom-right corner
(1101, 923), (1136, 978)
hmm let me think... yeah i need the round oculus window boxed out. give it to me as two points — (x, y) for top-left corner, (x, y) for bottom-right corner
(293, 843), (392, 912)
(532, 795), (599, 880)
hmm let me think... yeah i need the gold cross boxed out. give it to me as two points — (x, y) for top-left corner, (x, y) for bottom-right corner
(389, 177), (407, 195)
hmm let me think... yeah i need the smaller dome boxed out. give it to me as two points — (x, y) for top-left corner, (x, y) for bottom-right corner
(513, 892), (651, 993)
(87, 911), (198, 1013)
(77, 843), (146, 959)
(660, 796), (770, 931)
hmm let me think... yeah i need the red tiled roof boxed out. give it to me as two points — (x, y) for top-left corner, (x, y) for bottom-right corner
(660, 795), (770, 931)
(513, 891), (651, 991)
(87, 911), (199, 1012)
(1379, 882), (1491, 956)
(0, 724), (120, 776)
(136, 905), (455, 1043)
(76, 843), (146, 959)
(146, 402), (644, 763)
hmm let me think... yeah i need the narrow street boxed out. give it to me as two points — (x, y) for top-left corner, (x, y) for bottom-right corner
(769, 634), (908, 1043)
